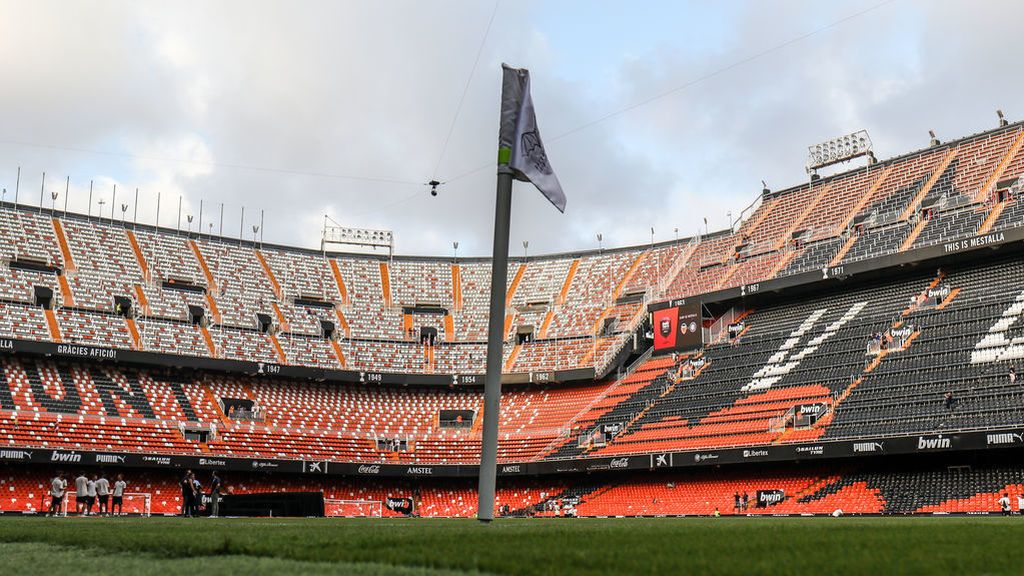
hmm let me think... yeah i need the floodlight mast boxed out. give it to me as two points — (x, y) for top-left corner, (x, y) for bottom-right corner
(806, 129), (873, 173)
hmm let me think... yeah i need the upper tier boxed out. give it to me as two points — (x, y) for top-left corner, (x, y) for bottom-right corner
(1, 120), (1023, 376)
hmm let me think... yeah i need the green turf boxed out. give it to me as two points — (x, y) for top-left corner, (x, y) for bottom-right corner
(0, 542), (480, 576)
(0, 516), (1021, 575)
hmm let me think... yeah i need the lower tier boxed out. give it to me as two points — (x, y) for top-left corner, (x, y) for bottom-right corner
(5, 454), (1024, 517)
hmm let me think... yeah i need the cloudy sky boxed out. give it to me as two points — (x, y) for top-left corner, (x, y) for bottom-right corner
(0, 0), (1021, 256)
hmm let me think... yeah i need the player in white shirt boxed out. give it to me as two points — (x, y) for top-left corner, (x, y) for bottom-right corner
(74, 472), (89, 515)
(95, 474), (111, 516)
(1017, 494), (1024, 516)
(85, 475), (98, 516)
(999, 493), (1012, 516)
(48, 472), (67, 517)
(112, 474), (127, 516)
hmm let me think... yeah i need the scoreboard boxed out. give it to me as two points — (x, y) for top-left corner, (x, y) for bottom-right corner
(650, 298), (703, 355)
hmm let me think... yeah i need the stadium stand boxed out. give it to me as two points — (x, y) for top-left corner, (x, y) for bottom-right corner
(3, 121), (1024, 517)
(0, 465), (563, 517)
(2, 238), (1017, 466)
(4, 458), (1024, 516)
(0, 355), (620, 464)
(1, 126), (1022, 377)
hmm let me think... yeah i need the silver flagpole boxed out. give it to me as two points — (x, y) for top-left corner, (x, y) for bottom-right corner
(478, 64), (562, 522)
(477, 156), (513, 523)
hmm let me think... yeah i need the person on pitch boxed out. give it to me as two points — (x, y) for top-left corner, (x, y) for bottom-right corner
(112, 474), (127, 516)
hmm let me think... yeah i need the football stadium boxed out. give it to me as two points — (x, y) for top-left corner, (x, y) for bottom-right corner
(4, 1), (1024, 574)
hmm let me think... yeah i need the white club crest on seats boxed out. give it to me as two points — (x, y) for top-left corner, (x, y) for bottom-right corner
(971, 290), (1024, 364)
(743, 302), (867, 391)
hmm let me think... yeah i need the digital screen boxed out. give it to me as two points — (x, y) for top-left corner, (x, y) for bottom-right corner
(651, 300), (702, 354)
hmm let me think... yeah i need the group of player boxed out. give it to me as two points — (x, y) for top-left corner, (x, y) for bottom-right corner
(997, 493), (1024, 516)
(47, 471), (128, 517)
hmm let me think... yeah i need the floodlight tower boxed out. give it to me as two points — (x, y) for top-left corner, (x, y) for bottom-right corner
(806, 130), (874, 175)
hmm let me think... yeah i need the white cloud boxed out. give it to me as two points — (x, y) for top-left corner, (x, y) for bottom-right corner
(1, 0), (1022, 256)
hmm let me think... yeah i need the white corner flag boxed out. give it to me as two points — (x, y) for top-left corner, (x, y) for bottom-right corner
(498, 64), (566, 213)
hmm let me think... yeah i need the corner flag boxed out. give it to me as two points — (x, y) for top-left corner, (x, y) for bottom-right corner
(479, 65), (564, 522)
(498, 64), (566, 212)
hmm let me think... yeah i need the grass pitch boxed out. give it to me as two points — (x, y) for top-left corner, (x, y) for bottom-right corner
(0, 516), (1020, 575)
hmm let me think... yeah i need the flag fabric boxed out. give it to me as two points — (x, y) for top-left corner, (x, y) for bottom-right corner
(498, 64), (566, 213)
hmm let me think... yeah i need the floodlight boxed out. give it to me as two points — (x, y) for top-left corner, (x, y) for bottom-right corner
(806, 130), (873, 172)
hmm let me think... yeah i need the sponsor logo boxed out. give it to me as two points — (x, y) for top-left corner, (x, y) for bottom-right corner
(927, 286), (951, 299)
(799, 404), (823, 415)
(917, 435), (952, 450)
(199, 458), (226, 466)
(743, 449), (769, 458)
(693, 453), (719, 463)
(55, 344), (117, 360)
(602, 423), (625, 435)
(251, 460), (279, 469)
(357, 465), (381, 475)
(0, 449), (32, 460)
(385, 497), (414, 514)
(50, 450), (81, 463)
(853, 442), (883, 453)
(304, 461), (326, 473)
(891, 326), (913, 339)
(652, 454), (671, 467)
(0, 339), (13, 350)
(406, 466), (433, 475)
(142, 455), (172, 466)
(758, 490), (786, 506)
(609, 458), (629, 469)
(500, 464), (522, 474)
(986, 433), (1024, 446)
(795, 446), (825, 456)
(95, 454), (125, 464)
